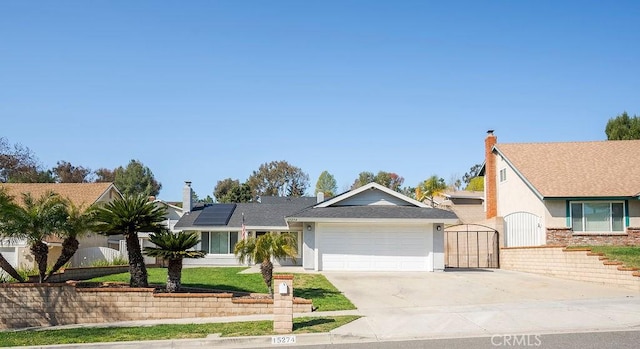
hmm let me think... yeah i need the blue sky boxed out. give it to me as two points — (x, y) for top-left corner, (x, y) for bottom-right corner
(1, 1), (638, 200)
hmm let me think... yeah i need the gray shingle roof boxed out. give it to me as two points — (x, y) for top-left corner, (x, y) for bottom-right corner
(288, 206), (458, 220)
(174, 197), (316, 229)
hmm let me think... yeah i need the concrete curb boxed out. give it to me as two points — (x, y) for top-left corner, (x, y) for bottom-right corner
(15, 332), (376, 349)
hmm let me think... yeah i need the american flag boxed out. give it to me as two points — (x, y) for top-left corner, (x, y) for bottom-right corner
(241, 213), (247, 240)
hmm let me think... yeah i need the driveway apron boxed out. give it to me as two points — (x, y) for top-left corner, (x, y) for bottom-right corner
(324, 269), (640, 341)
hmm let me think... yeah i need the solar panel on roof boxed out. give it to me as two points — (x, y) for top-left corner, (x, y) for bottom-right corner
(193, 204), (236, 226)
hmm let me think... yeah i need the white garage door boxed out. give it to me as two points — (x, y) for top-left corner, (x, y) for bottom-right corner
(318, 223), (432, 271)
(0, 247), (18, 279)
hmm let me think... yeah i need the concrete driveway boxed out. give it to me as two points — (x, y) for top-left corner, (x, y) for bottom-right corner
(324, 269), (640, 341)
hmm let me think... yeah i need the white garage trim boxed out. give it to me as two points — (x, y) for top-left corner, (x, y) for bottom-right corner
(316, 222), (433, 271)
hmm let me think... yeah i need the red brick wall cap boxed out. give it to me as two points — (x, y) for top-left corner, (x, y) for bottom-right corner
(273, 274), (294, 280)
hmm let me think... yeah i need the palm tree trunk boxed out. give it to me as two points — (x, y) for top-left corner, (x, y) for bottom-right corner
(125, 233), (148, 287)
(30, 241), (48, 283)
(0, 253), (25, 282)
(260, 259), (274, 296)
(166, 258), (182, 293)
(44, 237), (79, 281)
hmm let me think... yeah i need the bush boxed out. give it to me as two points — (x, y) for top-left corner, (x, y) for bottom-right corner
(90, 256), (128, 267)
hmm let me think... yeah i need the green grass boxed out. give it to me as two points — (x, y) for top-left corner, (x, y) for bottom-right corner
(575, 246), (640, 269)
(91, 267), (355, 311)
(0, 316), (361, 347)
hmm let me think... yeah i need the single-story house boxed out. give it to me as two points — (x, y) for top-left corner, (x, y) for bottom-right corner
(0, 182), (121, 269)
(435, 191), (485, 224)
(175, 181), (459, 271)
(481, 130), (640, 247)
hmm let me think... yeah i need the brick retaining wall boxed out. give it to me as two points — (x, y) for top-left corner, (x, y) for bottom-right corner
(0, 282), (312, 329)
(500, 246), (640, 291)
(546, 227), (640, 246)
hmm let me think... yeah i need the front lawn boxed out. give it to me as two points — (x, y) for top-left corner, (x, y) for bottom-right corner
(91, 267), (355, 311)
(0, 315), (361, 347)
(577, 246), (640, 269)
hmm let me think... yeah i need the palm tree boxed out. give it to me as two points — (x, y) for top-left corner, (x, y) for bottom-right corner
(45, 201), (95, 281)
(0, 189), (25, 282)
(1, 191), (67, 283)
(92, 195), (167, 287)
(143, 230), (205, 292)
(234, 232), (297, 296)
(416, 175), (448, 208)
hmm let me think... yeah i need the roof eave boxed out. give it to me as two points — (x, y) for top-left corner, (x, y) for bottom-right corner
(286, 217), (459, 224)
(175, 225), (292, 231)
(543, 196), (639, 201)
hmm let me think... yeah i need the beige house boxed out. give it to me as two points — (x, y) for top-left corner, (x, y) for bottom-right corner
(481, 131), (640, 247)
(0, 182), (121, 269)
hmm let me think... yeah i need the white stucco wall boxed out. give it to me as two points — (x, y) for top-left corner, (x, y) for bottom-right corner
(629, 201), (640, 227)
(544, 200), (568, 228)
(497, 156), (547, 224)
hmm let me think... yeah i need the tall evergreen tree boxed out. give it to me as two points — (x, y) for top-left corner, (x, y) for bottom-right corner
(605, 112), (640, 140)
(315, 171), (338, 198)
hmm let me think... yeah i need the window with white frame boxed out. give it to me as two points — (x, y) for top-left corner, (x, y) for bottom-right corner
(570, 202), (625, 232)
(499, 168), (507, 182)
(200, 232), (239, 254)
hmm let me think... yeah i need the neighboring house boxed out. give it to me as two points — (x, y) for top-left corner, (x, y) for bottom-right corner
(436, 191), (485, 224)
(481, 130), (640, 247)
(0, 182), (121, 269)
(155, 199), (185, 233)
(175, 181), (459, 271)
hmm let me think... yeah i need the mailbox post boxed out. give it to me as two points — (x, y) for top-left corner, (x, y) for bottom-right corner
(273, 274), (294, 334)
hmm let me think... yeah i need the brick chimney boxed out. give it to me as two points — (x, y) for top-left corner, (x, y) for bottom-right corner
(485, 130), (497, 219)
(183, 181), (193, 213)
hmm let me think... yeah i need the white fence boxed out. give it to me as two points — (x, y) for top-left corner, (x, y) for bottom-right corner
(119, 238), (156, 265)
(72, 247), (124, 267)
(503, 211), (544, 247)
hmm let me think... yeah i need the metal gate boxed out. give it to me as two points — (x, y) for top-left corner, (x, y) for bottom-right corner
(445, 224), (499, 268)
(503, 212), (543, 247)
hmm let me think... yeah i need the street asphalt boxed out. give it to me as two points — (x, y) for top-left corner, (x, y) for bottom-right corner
(7, 269), (640, 349)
